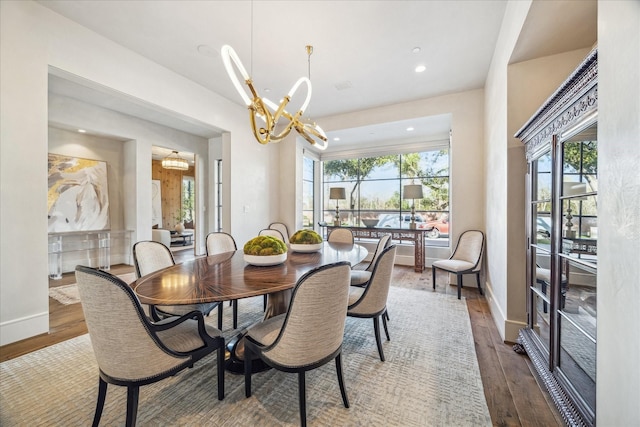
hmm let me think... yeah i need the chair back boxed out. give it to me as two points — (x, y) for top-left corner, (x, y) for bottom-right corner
(75, 266), (189, 380)
(206, 232), (237, 255)
(262, 262), (351, 367)
(258, 228), (285, 241)
(328, 228), (354, 244)
(133, 240), (175, 278)
(269, 222), (290, 242)
(349, 245), (397, 315)
(366, 234), (392, 272)
(450, 230), (484, 272)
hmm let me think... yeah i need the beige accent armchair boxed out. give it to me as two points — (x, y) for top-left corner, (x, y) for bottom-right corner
(432, 230), (484, 299)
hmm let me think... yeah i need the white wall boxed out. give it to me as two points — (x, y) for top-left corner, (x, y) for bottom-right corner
(0, 0), (277, 345)
(597, 1), (640, 424)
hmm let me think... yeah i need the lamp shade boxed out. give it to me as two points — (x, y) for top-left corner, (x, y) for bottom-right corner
(563, 182), (587, 199)
(403, 184), (423, 200)
(329, 187), (346, 200)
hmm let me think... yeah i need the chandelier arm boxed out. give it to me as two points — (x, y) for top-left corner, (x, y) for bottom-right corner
(221, 45), (252, 106)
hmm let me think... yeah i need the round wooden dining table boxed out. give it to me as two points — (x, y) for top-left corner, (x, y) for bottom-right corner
(132, 241), (367, 372)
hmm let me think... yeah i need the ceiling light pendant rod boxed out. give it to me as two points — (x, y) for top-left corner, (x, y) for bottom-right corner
(220, 44), (327, 150)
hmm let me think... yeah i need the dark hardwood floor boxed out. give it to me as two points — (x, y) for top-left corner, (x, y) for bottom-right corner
(0, 248), (564, 426)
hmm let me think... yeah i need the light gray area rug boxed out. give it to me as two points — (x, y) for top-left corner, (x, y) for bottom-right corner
(49, 272), (137, 305)
(1, 287), (491, 426)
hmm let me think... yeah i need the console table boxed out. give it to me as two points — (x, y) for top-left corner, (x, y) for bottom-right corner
(48, 230), (132, 279)
(326, 226), (426, 272)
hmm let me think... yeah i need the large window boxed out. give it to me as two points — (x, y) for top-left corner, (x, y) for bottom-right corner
(322, 149), (449, 243)
(302, 156), (315, 228)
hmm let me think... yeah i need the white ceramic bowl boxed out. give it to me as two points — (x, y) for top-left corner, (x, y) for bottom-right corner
(290, 243), (323, 253)
(244, 252), (287, 266)
(362, 219), (379, 228)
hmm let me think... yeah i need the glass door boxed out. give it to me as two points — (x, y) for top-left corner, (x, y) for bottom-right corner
(528, 146), (553, 359)
(554, 120), (597, 421)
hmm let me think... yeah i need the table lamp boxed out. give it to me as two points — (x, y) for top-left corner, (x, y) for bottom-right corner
(563, 182), (587, 238)
(329, 187), (346, 226)
(403, 184), (424, 229)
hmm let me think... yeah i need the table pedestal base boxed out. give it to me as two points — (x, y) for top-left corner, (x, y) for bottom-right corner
(225, 333), (271, 374)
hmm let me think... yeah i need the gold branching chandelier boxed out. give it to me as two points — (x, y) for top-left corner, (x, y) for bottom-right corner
(221, 44), (328, 150)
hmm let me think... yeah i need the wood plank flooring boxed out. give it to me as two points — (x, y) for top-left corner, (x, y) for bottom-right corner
(0, 250), (564, 426)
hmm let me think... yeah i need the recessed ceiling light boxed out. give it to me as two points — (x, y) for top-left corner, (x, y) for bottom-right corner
(264, 88), (271, 93)
(77, 129), (86, 133)
(415, 65), (426, 73)
(406, 127), (414, 132)
(333, 137), (340, 141)
(197, 44), (218, 58)
(412, 47), (421, 54)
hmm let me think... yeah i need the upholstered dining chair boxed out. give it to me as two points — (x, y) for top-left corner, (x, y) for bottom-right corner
(205, 232), (240, 328)
(244, 262), (352, 427)
(268, 222), (290, 242)
(75, 265), (225, 427)
(432, 230), (485, 299)
(347, 245), (397, 362)
(350, 234), (392, 287)
(258, 228), (285, 241)
(133, 241), (223, 329)
(328, 228), (354, 244)
(205, 231), (237, 255)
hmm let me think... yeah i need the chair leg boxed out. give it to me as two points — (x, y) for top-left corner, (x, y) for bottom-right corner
(244, 346), (253, 398)
(382, 309), (391, 341)
(298, 371), (307, 427)
(125, 386), (139, 427)
(335, 353), (350, 408)
(476, 272), (483, 295)
(432, 266), (437, 290)
(91, 377), (108, 427)
(232, 300), (238, 329)
(263, 294), (267, 311)
(457, 274), (462, 300)
(217, 303), (224, 330)
(373, 316), (385, 361)
(217, 344), (225, 400)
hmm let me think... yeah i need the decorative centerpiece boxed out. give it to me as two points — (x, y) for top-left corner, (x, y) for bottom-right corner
(289, 229), (323, 252)
(243, 235), (288, 266)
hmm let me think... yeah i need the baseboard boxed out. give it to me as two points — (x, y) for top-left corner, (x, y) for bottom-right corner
(0, 311), (48, 346)
(483, 283), (528, 343)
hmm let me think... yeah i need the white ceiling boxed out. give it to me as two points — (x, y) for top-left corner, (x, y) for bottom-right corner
(41, 0), (596, 154)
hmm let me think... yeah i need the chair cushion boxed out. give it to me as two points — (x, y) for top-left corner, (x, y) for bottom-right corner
(432, 259), (475, 273)
(350, 270), (372, 286)
(156, 318), (221, 353)
(347, 286), (366, 306)
(246, 313), (286, 347)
